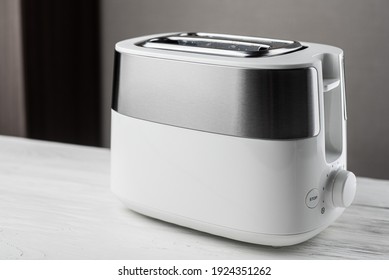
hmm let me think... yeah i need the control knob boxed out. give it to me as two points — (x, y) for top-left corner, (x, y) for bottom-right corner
(331, 170), (357, 208)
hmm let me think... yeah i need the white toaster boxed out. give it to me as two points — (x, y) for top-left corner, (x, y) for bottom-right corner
(110, 32), (357, 246)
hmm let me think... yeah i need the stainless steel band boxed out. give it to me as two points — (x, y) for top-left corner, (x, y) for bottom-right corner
(112, 52), (319, 140)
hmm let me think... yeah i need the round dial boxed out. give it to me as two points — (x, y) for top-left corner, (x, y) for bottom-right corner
(332, 170), (357, 208)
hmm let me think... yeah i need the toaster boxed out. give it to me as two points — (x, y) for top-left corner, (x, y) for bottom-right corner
(111, 32), (357, 246)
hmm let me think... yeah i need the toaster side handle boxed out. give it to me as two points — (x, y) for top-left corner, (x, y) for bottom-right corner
(317, 53), (346, 164)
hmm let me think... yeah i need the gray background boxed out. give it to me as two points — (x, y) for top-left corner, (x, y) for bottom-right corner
(0, 0), (25, 138)
(101, 0), (389, 179)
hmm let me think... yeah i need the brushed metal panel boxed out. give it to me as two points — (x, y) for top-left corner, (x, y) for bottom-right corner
(112, 52), (319, 139)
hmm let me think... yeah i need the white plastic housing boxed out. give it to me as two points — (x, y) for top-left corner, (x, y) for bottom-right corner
(111, 110), (349, 246)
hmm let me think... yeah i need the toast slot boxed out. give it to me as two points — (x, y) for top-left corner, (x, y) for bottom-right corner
(138, 32), (305, 57)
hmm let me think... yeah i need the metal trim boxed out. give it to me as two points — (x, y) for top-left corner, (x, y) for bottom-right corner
(112, 52), (319, 140)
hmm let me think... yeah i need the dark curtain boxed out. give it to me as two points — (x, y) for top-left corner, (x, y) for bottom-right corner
(21, 0), (101, 146)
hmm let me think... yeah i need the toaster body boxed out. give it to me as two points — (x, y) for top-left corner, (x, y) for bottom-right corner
(111, 32), (356, 246)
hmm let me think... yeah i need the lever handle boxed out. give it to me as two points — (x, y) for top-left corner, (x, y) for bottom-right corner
(323, 78), (340, 92)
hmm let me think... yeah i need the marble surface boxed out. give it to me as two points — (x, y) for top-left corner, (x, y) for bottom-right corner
(0, 135), (388, 259)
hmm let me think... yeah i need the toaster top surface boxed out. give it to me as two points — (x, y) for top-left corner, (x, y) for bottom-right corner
(116, 32), (342, 69)
(137, 32), (304, 58)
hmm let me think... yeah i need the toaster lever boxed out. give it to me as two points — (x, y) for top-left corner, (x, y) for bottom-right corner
(323, 79), (340, 92)
(319, 53), (344, 163)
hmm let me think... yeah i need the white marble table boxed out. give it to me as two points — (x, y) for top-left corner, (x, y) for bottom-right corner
(0, 135), (388, 259)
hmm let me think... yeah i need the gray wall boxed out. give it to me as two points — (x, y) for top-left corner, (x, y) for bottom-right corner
(0, 0), (26, 137)
(101, 0), (389, 179)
